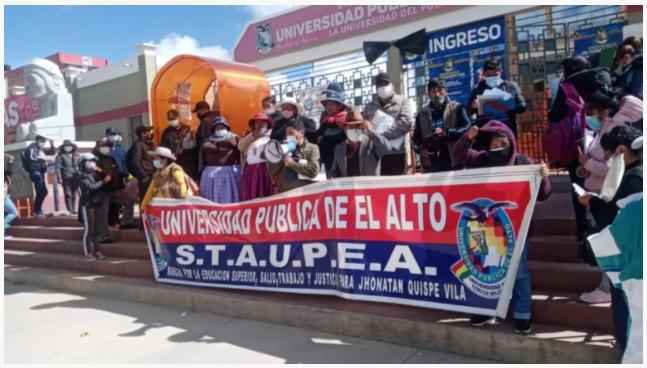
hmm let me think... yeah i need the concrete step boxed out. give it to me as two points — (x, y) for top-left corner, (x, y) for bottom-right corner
(4, 265), (619, 363)
(4, 249), (153, 279)
(531, 292), (612, 333)
(530, 218), (577, 237)
(17, 216), (83, 227)
(528, 236), (579, 263)
(4, 237), (150, 260)
(530, 261), (602, 293)
(7, 225), (147, 243)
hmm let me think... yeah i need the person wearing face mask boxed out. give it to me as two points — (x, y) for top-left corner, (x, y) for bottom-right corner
(78, 153), (112, 261)
(615, 40), (643, 100)
(199, 117), (241, 204)
(22, 135), (55, 217)
(578, 126), (642, 351)
(239, 112), (275, 201)
(104, 127), (127, 177)
(467, 57), (527, 137)
(94, 138), (137, 232)
(262, 95), (282, 123)
(317, 82), (349, 178)
(270, 98), (317, 144)
(140, 147), (188, 212)
(129, 125), (156, 201)
(193, 101), (215, 147)
(413, 79), (471, 172)
(362, 73), (413, 176)
(269, 119), (321, 193)
(161, 108), (199, 182)
(55, 139), (81, 214)
(453, 120), (551, 334)
(330, 110), (389, 178)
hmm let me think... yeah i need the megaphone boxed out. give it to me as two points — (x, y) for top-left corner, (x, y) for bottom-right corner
(263, 139), (297, 164)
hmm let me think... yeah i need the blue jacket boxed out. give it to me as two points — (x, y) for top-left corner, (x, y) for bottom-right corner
(109, 143), (128, 176)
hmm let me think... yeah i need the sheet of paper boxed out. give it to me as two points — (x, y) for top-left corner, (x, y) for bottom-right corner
(372, 110), (404, 150)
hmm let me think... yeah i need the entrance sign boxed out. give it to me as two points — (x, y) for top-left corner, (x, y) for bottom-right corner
(144, 165), (541, 317)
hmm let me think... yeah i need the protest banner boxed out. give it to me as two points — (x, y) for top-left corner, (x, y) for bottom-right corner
(143, 165), (542, 317)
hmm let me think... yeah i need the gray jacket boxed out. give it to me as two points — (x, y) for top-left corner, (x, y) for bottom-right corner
(330, 130), (389, 177)
(362, 94), (413, 155)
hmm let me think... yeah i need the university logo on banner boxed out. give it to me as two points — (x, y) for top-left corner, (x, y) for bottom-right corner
(143, 165), (542, 317)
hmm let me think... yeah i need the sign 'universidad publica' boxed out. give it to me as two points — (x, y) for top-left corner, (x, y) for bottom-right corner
(425, 17), (507, 106)
(234, 5), (460, 63)
(143, 166), (542, 317)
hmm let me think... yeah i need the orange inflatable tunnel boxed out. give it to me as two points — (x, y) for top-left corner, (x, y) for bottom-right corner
(151, 55), (269, 144)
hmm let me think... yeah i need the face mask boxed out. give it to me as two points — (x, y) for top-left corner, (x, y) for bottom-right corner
(346, 129), (363, 143)
(169, 119), (179, 128)
(64, 146), (73, 153)
(263, 108), (275, 115)
(377, 84), (394, 100)
(99, 147), (110, 155)
(585, 115), (602, 131)
(37, 141), (45, 148)
(488, 146), (511, 166)
(85, 161), (96, 170)
(259, 127), (268, 135)
(286, 135), (297, 144)
(108, 135), (119, 143)
(215, 129), (227, 138)
(153, 160), (163, 169)
(282, 110), (295, 119)
(485, 75), (501, 88)
(431, 96), (446, 109)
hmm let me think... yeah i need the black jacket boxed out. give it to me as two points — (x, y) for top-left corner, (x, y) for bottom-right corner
(467, 79), (527, 128)
(589, 159), (642, 229)
(271, 114), (318, 144)
(130, 139), (155, 180)
(95, 152), (124, 192)
(78, 166), (108, 207)
(24, 142), (55, 173)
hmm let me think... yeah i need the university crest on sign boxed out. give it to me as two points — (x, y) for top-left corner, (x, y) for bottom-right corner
(256, 23), (275, 54)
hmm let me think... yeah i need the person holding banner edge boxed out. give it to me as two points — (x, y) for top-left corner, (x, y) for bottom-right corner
(453, 120), (551, 334)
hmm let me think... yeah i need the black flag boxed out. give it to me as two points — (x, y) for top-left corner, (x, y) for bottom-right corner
(363, 41), (392, 65)
(362, 29), (426, 65)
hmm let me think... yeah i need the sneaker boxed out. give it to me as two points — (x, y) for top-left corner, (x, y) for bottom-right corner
(4, 233), (13, 240)
(84, 254), (96, 261)
(514, 319), (532, 334)
(579, 288), (611, 304)
(119, 223), (139, 230)
(31, 211), (46, 217)
(94, 252), (107, 261)
(470, 315), (496, 327)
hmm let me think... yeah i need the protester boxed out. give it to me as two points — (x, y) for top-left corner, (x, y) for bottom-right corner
(413, 78), (471, 172)
(611, 45), (635, 86)
(317, 82), (349, 177)
(55, 139), (81, 214)
(330, 110), (389, 177)
(616, 45), (643, 100)
(269, 119), (321, 193)
(453, 121), (551, 334)
(270, 98), (317, 144)
(467, 57), (527, 137)
(4, 154), (18, 239)
(94, 138), (137, 231)
(193, 101), (214, 147)
(199, 117), (241, 204)
(129, 125), (155, 201)
(78, 153), (112, 261)
(546, 56), (591, 242)
(363, 72), (413, 175)
(239, 112), (274, 201)
(140, 147), (188, 212)
(160, 108), (199, 182)
(22, 135), (55, 217)
(262, 95), (283, 123)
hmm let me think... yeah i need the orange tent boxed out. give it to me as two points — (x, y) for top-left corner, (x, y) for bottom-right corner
(151, 55), (269, 144)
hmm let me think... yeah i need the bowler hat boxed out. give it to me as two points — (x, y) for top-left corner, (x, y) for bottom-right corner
(321, 82), (347, 106)
(192, 101), (210, 112)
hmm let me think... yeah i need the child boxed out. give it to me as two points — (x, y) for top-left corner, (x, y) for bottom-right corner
(78, 153), (112, 261)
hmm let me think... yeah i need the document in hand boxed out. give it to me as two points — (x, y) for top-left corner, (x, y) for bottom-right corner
(371, 109), (404, 150)
(298, 162), (327, 181)
(477, 87), (515, 116)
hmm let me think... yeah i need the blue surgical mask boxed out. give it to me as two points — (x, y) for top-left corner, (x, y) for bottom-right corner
(153, 160), (163, 169)
(485, 75), (501, 88)
(215, 129), (227, 138)
(585, 115), (602, 131)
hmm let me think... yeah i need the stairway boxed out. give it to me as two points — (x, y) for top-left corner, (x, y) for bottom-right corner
(4, 175), (620, 363)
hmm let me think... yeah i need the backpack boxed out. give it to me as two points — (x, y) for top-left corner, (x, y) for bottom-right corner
(125, 144), (137, 176)
(20, 147), (34, 172)
(542, 82), (585, 166)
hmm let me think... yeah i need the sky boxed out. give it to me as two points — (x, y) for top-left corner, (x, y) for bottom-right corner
(4, 5), (296, 68)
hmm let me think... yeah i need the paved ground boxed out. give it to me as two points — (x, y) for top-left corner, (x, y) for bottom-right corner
(4, 281), (493, 364)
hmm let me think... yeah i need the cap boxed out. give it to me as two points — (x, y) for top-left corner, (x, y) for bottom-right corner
(375, 72), (392, 84)
(427, 78), (446, 91)
(192, 101), (210, 112)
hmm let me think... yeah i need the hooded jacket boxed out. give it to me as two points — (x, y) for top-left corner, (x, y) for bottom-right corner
(55, 143), (81, 181)
(616, 52), (643, 100)
(77, 159), (108, 208)
(583, 95), (643, 191)
(452, 120), (552, 201)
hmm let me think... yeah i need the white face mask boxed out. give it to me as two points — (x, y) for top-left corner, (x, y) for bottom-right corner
(108, 135), (121, 143)
(377, 84), (394, 99)
(259, 127), (268, 135)
(37, 141), (46, 148)
(282, 110), (295, 119)
(600, 153), (625, 201)
(263, 108), (275, 115)
(485, 75), (501, 88)
(64, 146), (73, 153)
(169, 119), (179, 127)
(214, 129), (227, 138)
(346, 129), (363, 143)
(85, 161), (96, 170)
(99, 147), (110, 155)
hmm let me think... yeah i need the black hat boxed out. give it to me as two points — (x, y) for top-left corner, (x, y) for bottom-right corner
(427, 78), (446, 91)
(105, 127), (119, 136)
(375, 72), (392, 84)
(62, 139), (74, 146)
(192, 101), (210, 112)
(35, 135), (47, 141)
(483, 57), (501, 71)
(286, 118), (305, 132)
